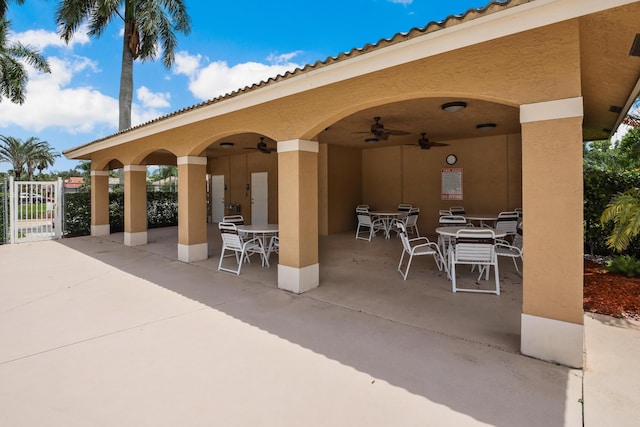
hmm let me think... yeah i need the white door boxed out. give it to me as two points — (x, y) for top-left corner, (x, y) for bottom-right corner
(211, 175), (225, 223)
(251, 172), (268, 224)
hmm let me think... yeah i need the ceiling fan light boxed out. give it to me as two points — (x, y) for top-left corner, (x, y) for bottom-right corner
(220, 142), (234, 148)
(441, 101), (467, 113)
(476, 123), (497, 131)
(365, 137), (379, 144)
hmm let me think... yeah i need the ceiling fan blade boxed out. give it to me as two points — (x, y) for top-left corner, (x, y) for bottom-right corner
(384, 129), (410, 136)
(429, 142), (450, 147)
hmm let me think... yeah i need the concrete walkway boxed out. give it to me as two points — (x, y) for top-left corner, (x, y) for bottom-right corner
(0, 235), (636, 426)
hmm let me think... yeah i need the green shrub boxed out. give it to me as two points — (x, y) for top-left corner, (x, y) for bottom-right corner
(64, 192), (91, 236)
(605, 255), (640, 277)
(147, 191), (178, 228)
(109, 191), (124, 233)
(584, 165), (640, 257)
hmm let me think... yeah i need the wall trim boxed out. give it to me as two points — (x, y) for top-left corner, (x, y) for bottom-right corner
(177, 156), (207, 166)
(520, 97), (584, 123)
(278, 263), (320, 294)
(521, 313), (584, 368)
(178, 243), (208, 263)
(124, 231), (147, 247)
(124, 165), (147, 172)
(278, 139), (319, 154)
(91, 224), (110, 236)
(90, 170), (110, 177)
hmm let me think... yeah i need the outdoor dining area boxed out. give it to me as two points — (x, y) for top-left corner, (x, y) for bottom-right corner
(217, 214), (279, 275)
(355, 204), (523, 295)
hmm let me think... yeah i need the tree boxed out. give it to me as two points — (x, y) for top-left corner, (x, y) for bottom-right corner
(0, 135), (27, 178)
(0, 17), (51, 104)
(0, 0), (23, 18)
(0, 136), (59, 179)
(56, 0), (191, 131)
(601, 188), (640, 252)
(23, 137), (60, 180)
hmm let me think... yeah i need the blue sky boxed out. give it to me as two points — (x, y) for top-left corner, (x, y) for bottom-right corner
(1, 0), (489, 173)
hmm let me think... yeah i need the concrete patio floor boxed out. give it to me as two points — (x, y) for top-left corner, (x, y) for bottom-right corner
(0, 226), (637, 426)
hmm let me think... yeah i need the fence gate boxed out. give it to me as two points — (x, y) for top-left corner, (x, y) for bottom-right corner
(9, 177), (63, 244)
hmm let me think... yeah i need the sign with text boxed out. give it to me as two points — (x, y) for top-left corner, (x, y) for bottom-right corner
(441, 168), (463, 200)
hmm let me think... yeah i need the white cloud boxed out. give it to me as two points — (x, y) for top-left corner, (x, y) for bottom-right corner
(389, 0), (413, 5)
(137, 86), (171, 108)
(173, 51), (303, 100)
(0, 57), (118, 134)
(174, 51), (202, 78)
(10, 26), (91, 51)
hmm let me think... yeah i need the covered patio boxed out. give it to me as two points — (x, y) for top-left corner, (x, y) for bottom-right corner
(63, 0), (640, 367)
(100, 225), (525, 353)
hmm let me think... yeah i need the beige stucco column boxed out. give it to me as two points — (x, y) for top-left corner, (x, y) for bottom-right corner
(123, 165), (147, 246)
(520, 97), (584, 368)
(277, 139), (319, 293)
(177, 156), (208, 263)
(90, 170), (110, 236)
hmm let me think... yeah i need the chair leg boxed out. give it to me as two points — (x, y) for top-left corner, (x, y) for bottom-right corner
(451, 262), (457, 292)
(404, 253), (414, 280)
(397, 250), (407, 279)
(494, 262), (500, 295)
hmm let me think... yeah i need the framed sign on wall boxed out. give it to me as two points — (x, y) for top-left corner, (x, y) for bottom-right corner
(441, 168), (463, 200)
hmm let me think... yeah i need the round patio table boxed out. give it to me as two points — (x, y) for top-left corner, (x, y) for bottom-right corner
(464, 214), (499, 227)
(369, 211), (407, 239)
(237, 224), (278, 248)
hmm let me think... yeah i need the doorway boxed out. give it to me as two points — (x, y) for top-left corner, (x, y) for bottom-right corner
(251, 172), (268, 224)
(211, 175), (225, 223)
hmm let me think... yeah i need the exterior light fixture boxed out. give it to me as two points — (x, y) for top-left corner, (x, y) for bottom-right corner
(220, 142), (234, 148)
(441, 101), (467, 113)
(476, 123), (497, 131)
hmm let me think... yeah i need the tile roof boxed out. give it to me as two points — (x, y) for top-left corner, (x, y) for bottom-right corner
(63, 0), (529, 155)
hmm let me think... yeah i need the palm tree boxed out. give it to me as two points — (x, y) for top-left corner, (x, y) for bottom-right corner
(0, 0), (24, 18)
(0, 18), (51, 104)
(56, 0), (191, 131)
(23, 137), (60, 180)
(0, 136), (59, 179)
(601, 188), (640, 252)
(0, 135), (27, 178)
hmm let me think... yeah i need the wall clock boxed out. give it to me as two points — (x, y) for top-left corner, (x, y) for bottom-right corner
(446, 154), (457, 165)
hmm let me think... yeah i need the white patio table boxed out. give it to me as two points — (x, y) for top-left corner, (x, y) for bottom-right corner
(237, 224), (278, 249)
(369, 211), (407, 239)
(464, 214), (499, 227)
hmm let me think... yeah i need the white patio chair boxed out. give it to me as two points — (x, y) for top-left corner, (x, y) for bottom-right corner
(490, 211), (519, 242)
(396, 223), (447, 280)
(223, 214), (247, 237)
(398, 203), (413, 212)
(402, 207), (420, 237)
(437, 214), (470, 257)
(449, 205), (465, 215)
(449, 228), (500, 295)
(222, 214), (244, 225)
(218, 222), (269, 275)
(356, 205), (370, 211)
(496, 225), (523, 274)
(266, 235), (279, 263)
(355, 213), (385, 241)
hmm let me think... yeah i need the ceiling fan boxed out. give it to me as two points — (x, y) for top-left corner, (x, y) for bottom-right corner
(244, 137), (276, 154)
(355, 116), (410, 142)
(410, 132), (449, 150)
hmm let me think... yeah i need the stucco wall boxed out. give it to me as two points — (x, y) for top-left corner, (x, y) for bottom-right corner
(361, 134), (522, 238)
(208, 153), (278, 224)
(327, 145), (362, 234)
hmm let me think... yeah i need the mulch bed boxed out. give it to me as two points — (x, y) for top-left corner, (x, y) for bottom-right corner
(584, 260), (640, 320)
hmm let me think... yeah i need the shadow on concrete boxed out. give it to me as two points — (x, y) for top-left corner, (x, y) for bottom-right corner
(55, 226), (578, 426)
